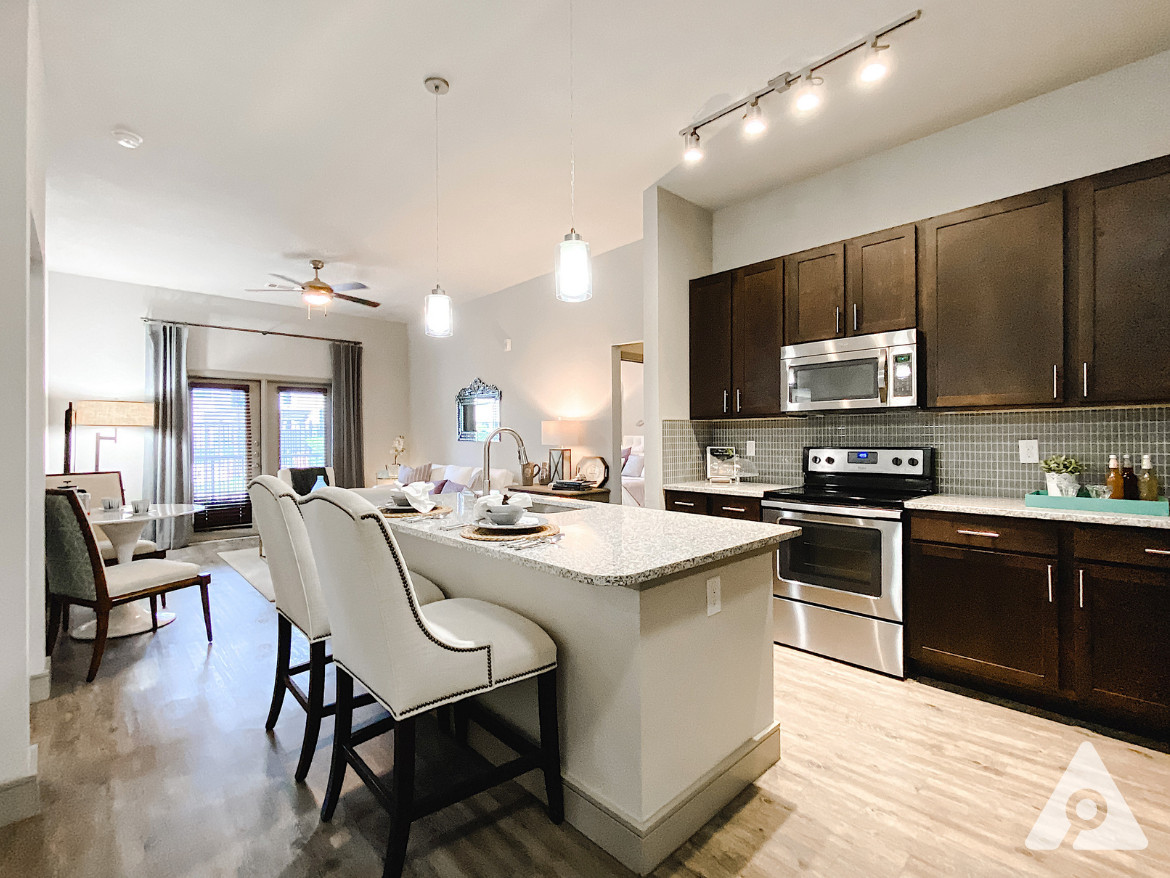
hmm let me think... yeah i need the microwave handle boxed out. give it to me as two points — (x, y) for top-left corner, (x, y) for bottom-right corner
(878, 347), (888, 403)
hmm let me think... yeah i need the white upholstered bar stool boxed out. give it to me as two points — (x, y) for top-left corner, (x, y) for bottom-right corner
(248, 476), (445, 782)
(299, 487), (563, 878)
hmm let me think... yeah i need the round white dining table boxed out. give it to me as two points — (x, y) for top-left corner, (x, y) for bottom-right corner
(71, 503), (205, 641)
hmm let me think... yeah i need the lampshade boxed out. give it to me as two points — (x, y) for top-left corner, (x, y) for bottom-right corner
(72, 400), (155, 427)
(424, 286), (453, 338)
(541, 419), (581, 447)
(555, 232), (592, 302)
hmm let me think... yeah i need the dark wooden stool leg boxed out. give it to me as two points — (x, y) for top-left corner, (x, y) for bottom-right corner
(537, 670), (564, 824)
(294, 640), (327, 782)
(453, 702), (470, 745)
(61, 603), (71, 632)
(86, 610), (110, 683)
(265, 615), (292, 731)
(199, 581), (213, 641)
(321, 668), (353, 822)
(383, 717), (416, 878)
(46, 598), (62, 655)
(149, 595), (158, 630)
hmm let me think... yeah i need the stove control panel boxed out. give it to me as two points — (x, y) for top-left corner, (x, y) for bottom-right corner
(806, 448), (927, 476)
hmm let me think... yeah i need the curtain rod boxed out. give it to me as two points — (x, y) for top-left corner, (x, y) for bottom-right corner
(140, 318), (361, 346)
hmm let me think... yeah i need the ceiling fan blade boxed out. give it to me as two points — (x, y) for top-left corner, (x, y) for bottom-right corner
(331, 282), (369, 292)
(332, 292), (381, 308)
(245, 286), (299, 292)
(269, 273), (306, 287)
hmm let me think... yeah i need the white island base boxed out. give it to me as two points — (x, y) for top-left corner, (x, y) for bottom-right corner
(393, 512), (787, 875)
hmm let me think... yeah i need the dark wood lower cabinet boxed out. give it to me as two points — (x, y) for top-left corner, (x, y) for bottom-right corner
(906, 543), (1059, 693)
(907, 513), (1170, 737)
(663, 490), (761, 521)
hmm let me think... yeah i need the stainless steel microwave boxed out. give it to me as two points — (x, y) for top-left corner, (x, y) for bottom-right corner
(780, 329), (918, 412)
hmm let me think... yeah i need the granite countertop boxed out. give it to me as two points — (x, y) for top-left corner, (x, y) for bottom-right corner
(905, 494), (1170, 530)
(663, 480), (795, 498)
(387, 496), (800, 589)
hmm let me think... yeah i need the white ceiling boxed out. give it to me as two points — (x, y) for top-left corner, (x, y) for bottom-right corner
(40, 1), (1170, 321)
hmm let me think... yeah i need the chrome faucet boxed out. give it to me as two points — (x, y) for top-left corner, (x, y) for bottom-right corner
(483, 428), (529, 495)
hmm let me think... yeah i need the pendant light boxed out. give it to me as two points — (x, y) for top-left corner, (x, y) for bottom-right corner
(555, 0), (592, 303)
(424, 76), (454, 338)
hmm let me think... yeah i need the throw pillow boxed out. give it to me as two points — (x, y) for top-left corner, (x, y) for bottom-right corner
(431, 479), (448, 494)
(621, 446), (632, 465)
(399, 463), (433, 485)
(440, 480), (467, 494)
(622, 454), (644, 477)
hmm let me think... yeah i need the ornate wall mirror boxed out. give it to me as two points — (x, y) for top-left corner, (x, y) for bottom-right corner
(456, 378), (502, 442)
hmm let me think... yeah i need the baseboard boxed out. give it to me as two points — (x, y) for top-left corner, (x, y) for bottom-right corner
(0, 771), (40, 828)
(30, 661), (51, 703)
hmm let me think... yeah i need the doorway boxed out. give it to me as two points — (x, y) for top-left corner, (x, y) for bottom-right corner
(611, 342), (645, 506)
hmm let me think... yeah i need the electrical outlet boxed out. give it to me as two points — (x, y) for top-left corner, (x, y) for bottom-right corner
(746, 440), (756, 457)
(706, 576), (722, 616)
(1019, 439), (1040, 464)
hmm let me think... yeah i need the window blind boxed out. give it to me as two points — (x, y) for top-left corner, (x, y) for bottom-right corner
(278, 387), (330, 470)
(189, 382), (255, 529)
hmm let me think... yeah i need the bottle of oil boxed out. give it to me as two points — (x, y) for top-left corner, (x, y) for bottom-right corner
(1139, 455), (1159, 502)
(1121, 453), (1140, 500)
(1106, 454), (1124, 500)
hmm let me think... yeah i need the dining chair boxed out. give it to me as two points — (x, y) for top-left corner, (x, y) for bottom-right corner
(299, 486), (563, 878)
(247, 476), (445, 781)
(44, 488), (213, 681)
(45, 472), (167, 565)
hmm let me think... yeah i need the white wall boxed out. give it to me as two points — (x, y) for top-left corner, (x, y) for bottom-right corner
(642, 187), (712, 509)
(45, 273), (411, 494)
(620, 360), (644, 438)
(1, 0), (42, 824)
(407, 241), (642, 492)
(713, 49), (1170, 269)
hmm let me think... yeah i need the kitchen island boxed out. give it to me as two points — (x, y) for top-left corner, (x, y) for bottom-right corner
(388, 498), (799, 874)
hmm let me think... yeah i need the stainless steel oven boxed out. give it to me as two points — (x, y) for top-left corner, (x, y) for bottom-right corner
(781, 329), (918, 413)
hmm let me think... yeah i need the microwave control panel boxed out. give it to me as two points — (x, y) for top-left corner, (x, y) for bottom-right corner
(890, 347), (915, 398)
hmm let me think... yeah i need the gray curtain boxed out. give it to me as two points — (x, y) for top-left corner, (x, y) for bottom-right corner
(330, 342), (365, 488)
(145, 322), (192, 549)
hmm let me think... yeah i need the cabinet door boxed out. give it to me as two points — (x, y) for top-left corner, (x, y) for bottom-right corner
(1074, 563), (1170, 731)
(906, 543), (1059, 692)
(784, 242), (845, 345)
(664, 491), (710, 515)
(732, 260), (783, 416)
(1069, 156), (1170, 404)
(689, 272), (733, 419)
(844, 224), (917, 336)
(709, 496), (761, 520)
(921, 188), (1065, 407)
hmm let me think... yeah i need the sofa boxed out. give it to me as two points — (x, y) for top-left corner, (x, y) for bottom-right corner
(396, 463), (518, 494)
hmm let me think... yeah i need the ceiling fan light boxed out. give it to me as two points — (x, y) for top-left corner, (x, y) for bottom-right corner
(424, 285), (453, 337)
(555, 231), (592, 302)
(302, 290), (332, 308)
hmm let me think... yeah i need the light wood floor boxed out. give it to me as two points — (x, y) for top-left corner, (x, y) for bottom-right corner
(2, 542), (1167, 877)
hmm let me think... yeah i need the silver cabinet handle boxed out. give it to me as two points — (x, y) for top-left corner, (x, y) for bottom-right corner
(722, 506), (747, 513)
(1078, 568), (1084, 608)
(674, 501), (695, 508)
(956, 529), (1000, 538)
(736, 389), (742, 412)
(1083, 362), (1089, 398)
(1052, 365), (1058, 400)
(853, 303), (859, 332)
(1145, 548), (1170, 556)
(723, 389), (728, 413)
(1047, 564), (1053, 603)
(835, 306), (841, 335)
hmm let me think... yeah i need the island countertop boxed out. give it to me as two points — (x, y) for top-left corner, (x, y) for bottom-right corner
(387, 497), (799, 589)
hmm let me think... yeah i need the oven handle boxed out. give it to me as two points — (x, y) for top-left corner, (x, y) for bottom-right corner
(762, 499), (903, 521)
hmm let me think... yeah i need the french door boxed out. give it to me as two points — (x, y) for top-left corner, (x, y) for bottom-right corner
(189, 380), (260, 530)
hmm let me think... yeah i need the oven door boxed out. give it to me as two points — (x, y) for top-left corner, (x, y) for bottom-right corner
(782, 347), (888, 412)
(764, 504), (903, 622)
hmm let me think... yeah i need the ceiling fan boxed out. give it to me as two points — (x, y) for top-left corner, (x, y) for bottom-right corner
(247, 259), (380, 313)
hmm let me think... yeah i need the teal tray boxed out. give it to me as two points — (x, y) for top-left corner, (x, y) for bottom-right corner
(1024, 491), (1170, 517)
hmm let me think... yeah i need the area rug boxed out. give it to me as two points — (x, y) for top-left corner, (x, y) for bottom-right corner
(218, 547), (274, 602)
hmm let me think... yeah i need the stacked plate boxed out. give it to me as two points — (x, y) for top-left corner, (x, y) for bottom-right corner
(473, 513), (547, 534)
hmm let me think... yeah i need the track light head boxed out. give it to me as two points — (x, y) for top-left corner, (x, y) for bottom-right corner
(683, 130), (704, 163)
(742, 100), (766, 136)
(859, 39), (890, 83)
(794, 74), (824, 113)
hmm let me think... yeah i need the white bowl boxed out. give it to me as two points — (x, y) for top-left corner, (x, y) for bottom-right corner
(485, 504), (524, 525)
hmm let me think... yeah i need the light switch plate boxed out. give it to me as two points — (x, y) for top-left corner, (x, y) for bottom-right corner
(706, 577), (722, 616)
(1019, 439), (1040, 464)
(746, 440), (756, 457)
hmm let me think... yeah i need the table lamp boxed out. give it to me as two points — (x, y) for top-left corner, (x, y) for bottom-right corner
(541, 419), (581, 483)
(65, 400), (156, 473)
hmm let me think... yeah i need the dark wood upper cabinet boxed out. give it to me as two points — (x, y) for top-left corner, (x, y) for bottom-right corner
(844, 224), (916, 336)
(732, 260), (783, 416)
(1069, 156), (1170, 404)
(688, 271), (733, 419)
(784, 242), (845, 345)
(921, 188), (1066, 407)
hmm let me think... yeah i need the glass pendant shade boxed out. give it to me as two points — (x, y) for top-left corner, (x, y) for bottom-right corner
(555, 231), (592, 302)
(424, 285), (453, 337)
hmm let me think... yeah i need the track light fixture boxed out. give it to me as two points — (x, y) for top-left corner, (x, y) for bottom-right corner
(677, 9), (920, 164)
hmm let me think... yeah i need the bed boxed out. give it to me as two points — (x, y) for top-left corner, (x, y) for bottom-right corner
(621, 435), (646, 506)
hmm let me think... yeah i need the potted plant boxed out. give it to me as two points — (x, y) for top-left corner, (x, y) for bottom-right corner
(1041, 454), (1084, 497)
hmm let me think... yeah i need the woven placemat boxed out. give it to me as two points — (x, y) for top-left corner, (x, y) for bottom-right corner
(380, 504), (452, 520)
(460, 523), (561, 543)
